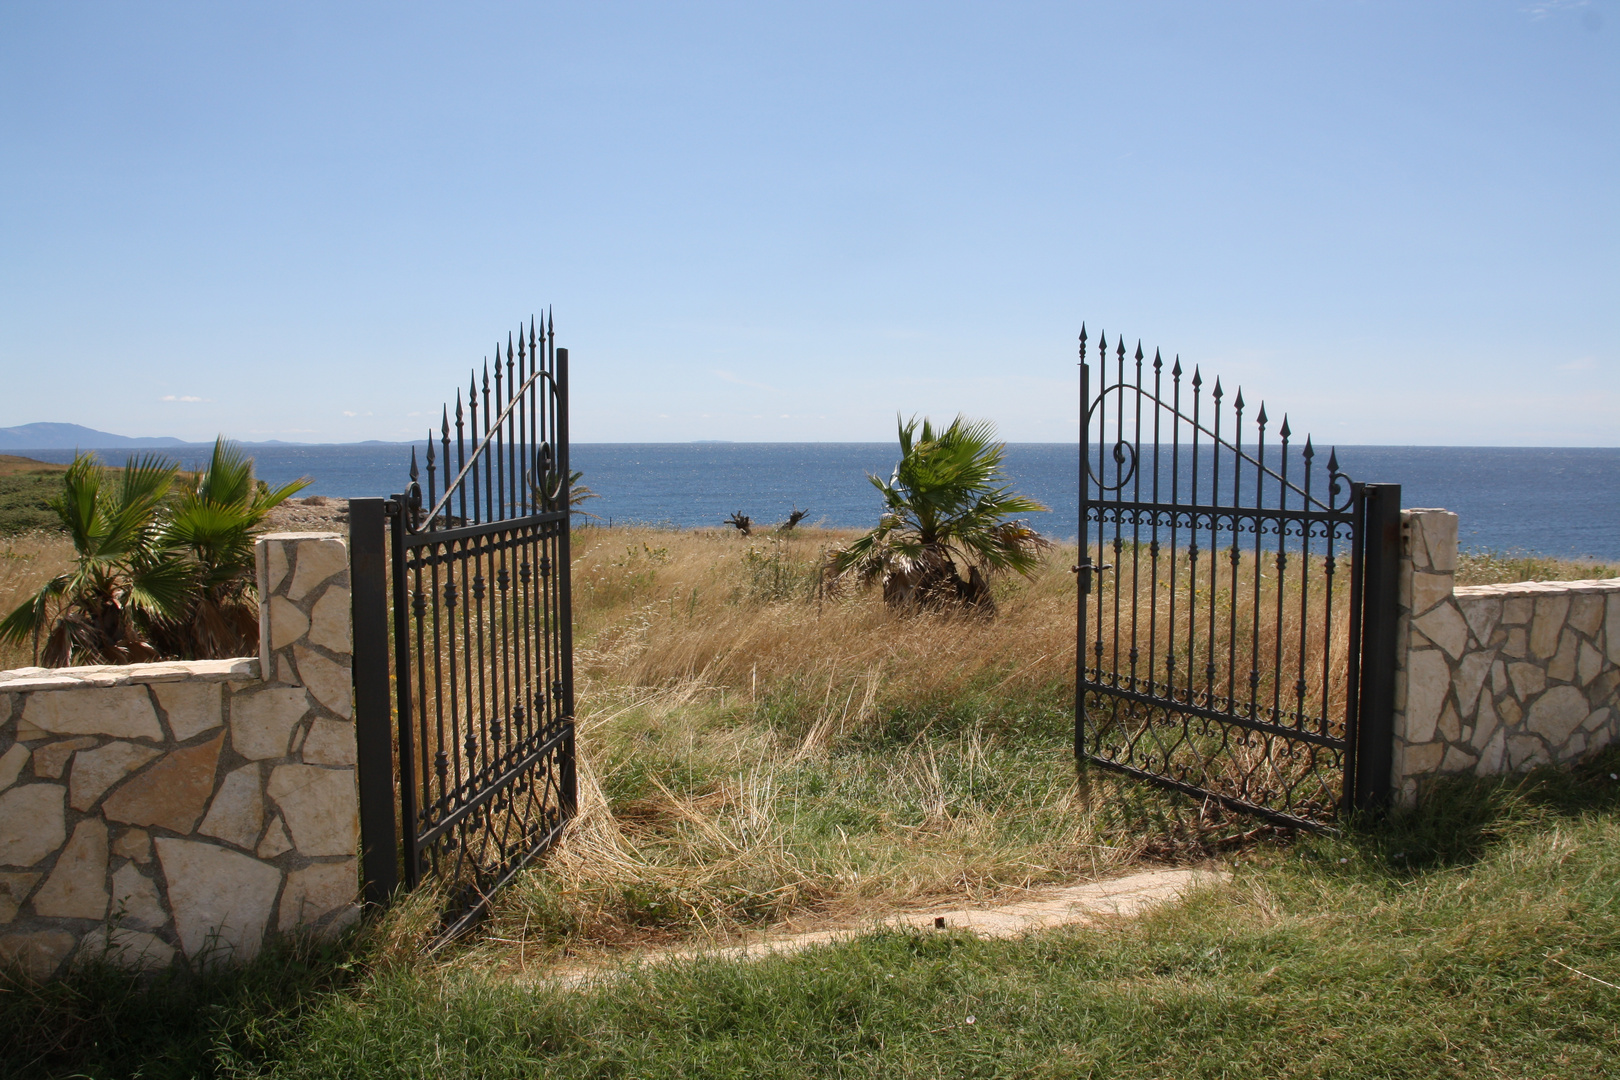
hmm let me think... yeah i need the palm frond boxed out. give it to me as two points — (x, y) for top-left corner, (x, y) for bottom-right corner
(0, 576), (69, 651)
(125, 550), (197, 623)
(50, 454), (104, 555)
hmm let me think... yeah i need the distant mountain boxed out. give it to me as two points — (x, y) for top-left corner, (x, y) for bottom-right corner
(0, 423), (191, 450)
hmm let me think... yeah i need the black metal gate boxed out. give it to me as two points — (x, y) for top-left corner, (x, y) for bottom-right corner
(351, 316), (575, 936)
(1075, 327), (1400, 828)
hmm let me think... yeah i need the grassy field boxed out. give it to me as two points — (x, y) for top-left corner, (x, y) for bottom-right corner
(483, 526), (1222, 964)
(1455, 547), (1620, 586)
(5, 523), (1620, 1078)
(0, 455), (71, 537)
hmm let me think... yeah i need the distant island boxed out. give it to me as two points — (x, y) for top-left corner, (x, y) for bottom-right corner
(0, 422), (191, 449)
(0, 423), (409, 450)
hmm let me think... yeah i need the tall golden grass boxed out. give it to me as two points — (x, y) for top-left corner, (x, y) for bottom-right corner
(0, 531), (75, 670)
(571, 526), (1078, 706)
(464, 526), (1223, 967)
(440, 526), (1620, 966)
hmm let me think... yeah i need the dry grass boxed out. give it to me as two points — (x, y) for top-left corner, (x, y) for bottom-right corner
(572, 526), (1078, 709)
(463, 527), (1251, 971)
(464, 527), (1620, 970)
(0, 531), (75, 669)
(1455, 548), (1619, 586)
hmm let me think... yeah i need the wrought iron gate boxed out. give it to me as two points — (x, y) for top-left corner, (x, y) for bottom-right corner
(1075, 327), (1400, 828)
(352, 316), (575, 936)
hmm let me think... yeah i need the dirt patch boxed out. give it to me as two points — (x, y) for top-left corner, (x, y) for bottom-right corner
(525, 867), (1223, 987)
(263, 496), (350, 535)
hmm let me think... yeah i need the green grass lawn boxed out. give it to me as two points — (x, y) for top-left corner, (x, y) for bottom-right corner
(7, 750), (1618, 1080)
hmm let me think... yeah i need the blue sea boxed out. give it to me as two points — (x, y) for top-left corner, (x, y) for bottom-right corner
(13, 443), (1620, 561)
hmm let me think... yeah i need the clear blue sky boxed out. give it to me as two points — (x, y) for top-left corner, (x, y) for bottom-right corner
(1, 1), (1614, 446)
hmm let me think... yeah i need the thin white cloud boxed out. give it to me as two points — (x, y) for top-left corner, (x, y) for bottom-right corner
(1522, 0), (1589, 19)
(161, 394), (206, 403)
(713, 369), (778, 393)
(1558, 356), (1598, 371)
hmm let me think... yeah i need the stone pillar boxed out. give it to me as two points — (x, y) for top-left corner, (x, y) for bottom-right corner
(1390, 509), (1462, 805)
(242, 531), (360, 944)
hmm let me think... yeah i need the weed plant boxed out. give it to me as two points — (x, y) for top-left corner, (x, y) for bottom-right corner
(471, 527), (1244, 965)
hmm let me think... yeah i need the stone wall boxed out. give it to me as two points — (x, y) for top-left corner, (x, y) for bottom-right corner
(1391, 509), (1620, 804)
(0, 532), (357, 979)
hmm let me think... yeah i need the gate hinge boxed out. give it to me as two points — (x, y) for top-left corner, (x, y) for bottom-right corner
(383, 499), (400, 517)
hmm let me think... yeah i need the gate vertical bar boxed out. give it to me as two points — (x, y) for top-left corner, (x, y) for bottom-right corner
(1353, 483), (1402, 811)
(349, 497), (399, 905)
(1075, 330), (1091, 762)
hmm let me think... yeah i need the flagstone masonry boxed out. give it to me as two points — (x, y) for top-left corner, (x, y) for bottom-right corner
(0, 533), (357, 980)
(1392, 510), (1620, 805)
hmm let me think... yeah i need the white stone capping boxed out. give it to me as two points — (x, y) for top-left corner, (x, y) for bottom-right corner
(1455, 580), (1620, 598)
(0, 532), (359, 980)
(0, 659), (259, 693)
(1391, 508), (1620, 805)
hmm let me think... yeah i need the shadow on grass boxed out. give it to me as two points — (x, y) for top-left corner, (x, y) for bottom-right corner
(0, 931), (361, 1080)
(1325, 743), (1620, 876)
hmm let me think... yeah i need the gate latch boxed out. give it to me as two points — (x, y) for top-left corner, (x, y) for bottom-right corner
(1071, 560), (1112, 594)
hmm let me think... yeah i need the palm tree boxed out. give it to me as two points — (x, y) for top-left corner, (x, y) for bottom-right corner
(0, 454), (193, 666)
(532, 469), (599, 520)
(567, 470), (600, 519)
(828, 415), (1049, 613)
(151, 439), (310, 659)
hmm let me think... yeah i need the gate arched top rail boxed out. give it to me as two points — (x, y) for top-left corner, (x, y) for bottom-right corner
(404, 313), (565, 534)
(1074, 319), (1400, 832)
(1080, 325), (1354, 516)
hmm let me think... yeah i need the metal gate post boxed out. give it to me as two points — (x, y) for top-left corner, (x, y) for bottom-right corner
(1075, 347), (1091, 763)
(349, 497), (399, 905)
(556, 346), (578, 816)
(1353, 483), (1402, 811)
